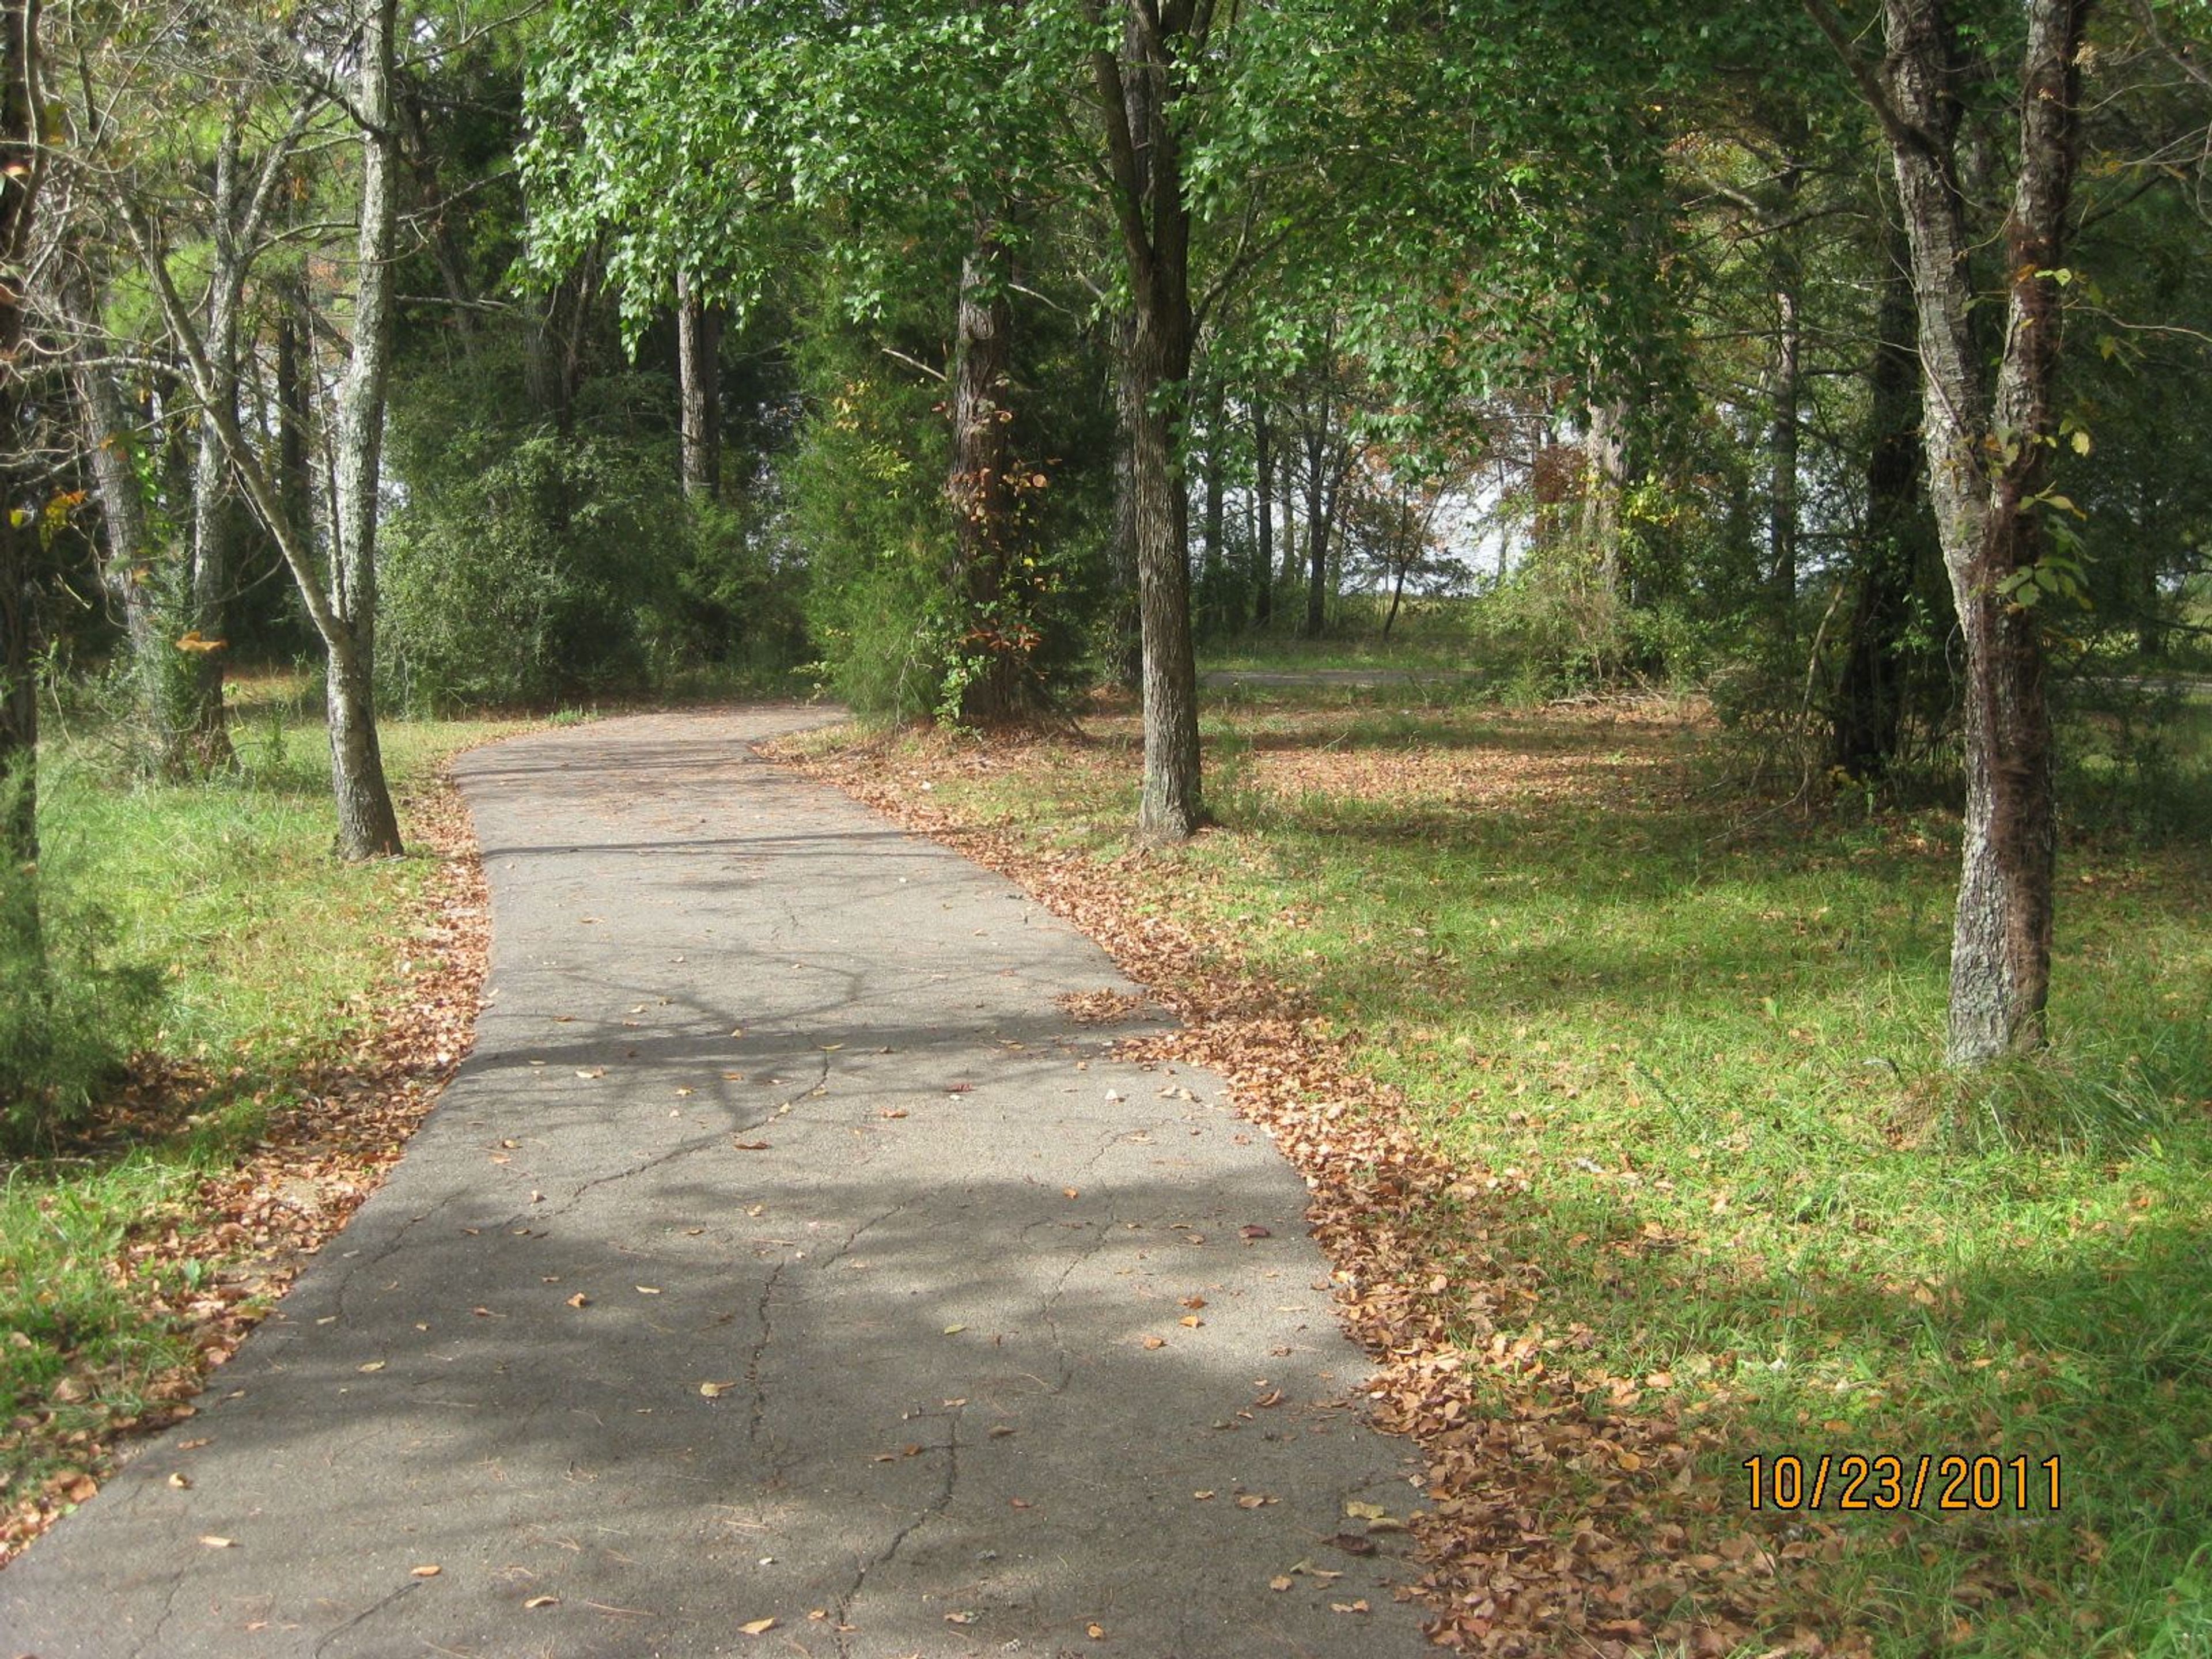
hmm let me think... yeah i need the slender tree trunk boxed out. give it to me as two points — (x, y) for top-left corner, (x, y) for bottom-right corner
(1198, 376), (1229, 631)
(1105, 310), (1143, 690)
(72, 340), (164, 677)
(1580, 399), (1627, 594)
(1, 0), (43, 984)
(323, 0), (404, 859)
(1769, 257), (1802, 612)
(677, 270), (722, 501)
(275, 287), (314, 548)
(1252, 403), (1274, 626)
(1863, 0), (2089, 1062)
(1302, 412), (1330, 639)
(949, 224), (1022, 724)
(1831, 217), (1935, 779)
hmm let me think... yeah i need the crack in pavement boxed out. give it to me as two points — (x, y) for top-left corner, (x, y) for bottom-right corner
(832, 1417), (962, 1659)
(331, 1192), (466, 1324)
(745, 1260), (786, 1463)
(308, 1579), (418, 1658)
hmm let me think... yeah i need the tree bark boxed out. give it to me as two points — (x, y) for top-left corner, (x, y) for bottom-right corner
(1831, 217), (1936, 779)
(1252, 402), (1274, 626)
(1865, 0), (2090, 1063)
(1769, 252), (1802, 612)
(71, 334), (164, 679)
(323, 0), (404, 859)
(676, 270), (722, 501)
(1198, 375), (1229, 630)
(948, 224), (1023, 724)
(1090, 1), (1202, 840)
(1, 0), (43, 978)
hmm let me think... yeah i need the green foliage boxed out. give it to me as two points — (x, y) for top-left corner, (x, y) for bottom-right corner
(0, 768), (162, 1153)
(381, 431), (683, 710)
(782, 349), (959, 721)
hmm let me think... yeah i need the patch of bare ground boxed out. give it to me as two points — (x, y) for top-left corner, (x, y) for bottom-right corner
(770, 710), (1854, 1659)
(0, 764), (491, 1565)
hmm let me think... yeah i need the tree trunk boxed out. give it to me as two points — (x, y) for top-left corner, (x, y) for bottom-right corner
(1831, 217), (1935, 779)
(1198, 376), (1229, 630)
(1252, 403), (1274, 626)
(1092, 2), (1202, 840)
(1769, 256), (1802, 612)
(1869, 0), (2089, 1063)
(1302, 414), (1329, 639)
(72, 342), (164, 679)
(1105, 310), (1143, 690)
(1, 0), (43, 983)
(324, 0), (404, 859)
(949, 225), (1023, 724)
(275, 287), (314, 549)
(677, 270), (722, 501)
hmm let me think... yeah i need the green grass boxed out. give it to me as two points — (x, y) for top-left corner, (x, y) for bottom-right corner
(0, 679), (525, 1525)
(824, 685), (2212, 1657)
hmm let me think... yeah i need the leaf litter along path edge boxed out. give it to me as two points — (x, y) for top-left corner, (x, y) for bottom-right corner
(1, 706), (1430, 1659)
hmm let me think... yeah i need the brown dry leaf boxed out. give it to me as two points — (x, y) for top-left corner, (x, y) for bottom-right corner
(1140, 1335), (1166, 1350)
(1330, 1600), (1370, 1615)
(1234, 1494), (1274, 1510)
(1062, 1187), (1081, 1199)
(410, 1565), (442, 1578)
(199, 1535), (233, 1549)
(524, 1595), (559, 1609)
(739, 1617), (777, 1636)
(1177, 1315), (1203, 1329)
(1087, 1622), (1107, 1639)
(635, 1286), (661, 1296)
(732, 1140), (771, 1152)
(879, 1107), (908, 1119)
(1269, 1575), (1294, 1592)
(1238, 1225), (1272, 1240)
(566, 1293), (590, 1309)
(699, 1381), (737, 1399)
(357, 1361), (386, 1373)
(1180, 1296), (1207, 1309)
(1192, 1490), (1215, 1501)
(944, 1611), (978, 1626)
(942, 1323), (967, 1335)
(166, 1472), (190, 1490)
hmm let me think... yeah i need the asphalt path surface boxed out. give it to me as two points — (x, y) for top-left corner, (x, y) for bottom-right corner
(4, 707), (1428, 1658)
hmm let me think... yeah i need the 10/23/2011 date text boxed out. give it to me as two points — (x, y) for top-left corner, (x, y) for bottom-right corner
(1743, 1454), (2061, 1512)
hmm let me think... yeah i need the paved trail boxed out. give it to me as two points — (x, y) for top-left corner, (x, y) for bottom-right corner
(3, 708), (1428, 1658)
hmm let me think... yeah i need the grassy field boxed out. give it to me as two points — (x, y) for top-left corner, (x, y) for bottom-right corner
(0, 677), (524, 1543)
(789, 683), (2212, 1658)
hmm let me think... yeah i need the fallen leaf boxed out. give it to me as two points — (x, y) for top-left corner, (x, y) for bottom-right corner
(1193, 1489), (1215, 1500)
(1330, 1533), (1377, 1556)
(1238, 1225), (1272, 1240)
(879, 1107), (908, 1119)
(942, 1324), (967, 1335)
(199, 1535), (233, 1549)
(1087, 1622), (1107, 1638)
(674, 1088), (694, 1098)
(944, 1611), (978, 1626)
(740, 1616), (777, 1635)
(524, 1595), (559, 1609)
(566, 1293), (590, 1309)
(411, 1564), (442, 1578)
(1062, 1187), (1081, 1199)
(699, 1381), (737, 1398)
(1330, 1599), (1370, 1615)
(732, 1141), (771, 1151)
(1141, 1335), (1166, 1350)
(1343, 1501), (1388, 1521)
(167, 1472), (191, 1490)
(1269, 1575), (1294, 1592)
(1235, 1494), (1274, 1510)
(1180, 1296), (1207, 1309)
(357, 1361), (385, 1373)
(635, 1286), (661, 1296)
(1178, 1315), (1204, 1328)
